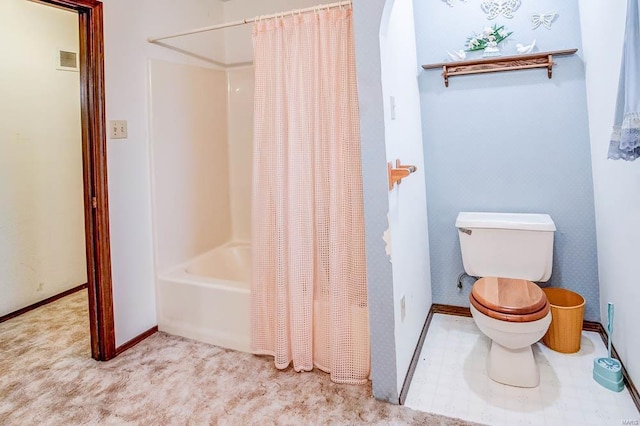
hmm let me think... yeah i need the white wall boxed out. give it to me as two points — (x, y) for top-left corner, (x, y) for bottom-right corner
(149, 60), (230, 273)
(0, 0), (86, 315)
(222, 0), (319, 65)
(579, 0), (640, 384)
(380, 0), (432, 394)
(227, 68), (254, 242)
(102, 0), (225, 346)
(146, 1), (226, 67)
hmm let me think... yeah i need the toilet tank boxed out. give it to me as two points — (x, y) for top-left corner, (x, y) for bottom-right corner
(456, 212), (556, 282)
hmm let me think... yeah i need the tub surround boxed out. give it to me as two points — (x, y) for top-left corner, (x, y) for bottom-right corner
(227, 67), (254, 242)
(149, 59), (231, 274)
(149, 57), (254, 352)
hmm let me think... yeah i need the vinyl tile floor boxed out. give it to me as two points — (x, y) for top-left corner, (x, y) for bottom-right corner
(405, 314), (640, 426)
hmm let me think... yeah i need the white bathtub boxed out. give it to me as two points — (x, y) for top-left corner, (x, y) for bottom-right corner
(157, 242), (251, 353)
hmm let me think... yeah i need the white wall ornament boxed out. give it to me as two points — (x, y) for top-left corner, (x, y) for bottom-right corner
(516, 39), (536, 54)
(531, 11), (558, 30)
(447, 50), (467, 61)
(441, 0), (467, 7)
(481, 0), (521, 19)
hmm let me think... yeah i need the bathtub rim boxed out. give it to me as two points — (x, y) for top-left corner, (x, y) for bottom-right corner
(156, 240), (252, 353)
(158, 240), (251, 290)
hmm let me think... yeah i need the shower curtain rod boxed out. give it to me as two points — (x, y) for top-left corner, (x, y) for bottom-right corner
(147, 0), (353, 43)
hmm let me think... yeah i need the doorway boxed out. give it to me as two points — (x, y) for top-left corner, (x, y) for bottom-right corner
(0, 0), (114, 361)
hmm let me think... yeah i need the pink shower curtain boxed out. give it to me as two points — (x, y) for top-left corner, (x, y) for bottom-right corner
(250, 7), (369, 385)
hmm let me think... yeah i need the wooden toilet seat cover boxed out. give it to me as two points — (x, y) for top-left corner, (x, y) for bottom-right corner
(470, 277), (550, 322)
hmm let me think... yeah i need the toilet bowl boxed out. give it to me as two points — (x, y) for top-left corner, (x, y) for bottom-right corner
(456, 212), (556, 388)
(469, 277), (551, 387)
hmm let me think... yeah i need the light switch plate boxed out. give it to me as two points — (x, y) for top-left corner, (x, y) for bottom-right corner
(110, 120), (128, 139)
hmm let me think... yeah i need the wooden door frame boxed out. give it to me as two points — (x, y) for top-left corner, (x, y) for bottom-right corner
(34, 0), (115, 361)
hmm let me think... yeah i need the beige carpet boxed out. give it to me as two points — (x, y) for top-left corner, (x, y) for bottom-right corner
(0, 291), (475, 425)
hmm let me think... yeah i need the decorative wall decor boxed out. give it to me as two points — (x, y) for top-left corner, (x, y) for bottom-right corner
(481, 0), (521, 20)
(447, 50), (467, 61)
(531, 12), (558, 30)
(441, 0), (467, 7)
(516, 39), (536, 54)
(465, 24), (512, 57)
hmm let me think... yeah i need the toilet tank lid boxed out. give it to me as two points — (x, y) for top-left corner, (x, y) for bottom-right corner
(456, 212), (556, 231)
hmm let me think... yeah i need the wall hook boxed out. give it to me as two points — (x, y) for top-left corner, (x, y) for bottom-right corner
(388, 159), (417, 190)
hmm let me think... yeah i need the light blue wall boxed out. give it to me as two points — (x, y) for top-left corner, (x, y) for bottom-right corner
(413, 0), (600, 321)
(353, 0), (399, 403)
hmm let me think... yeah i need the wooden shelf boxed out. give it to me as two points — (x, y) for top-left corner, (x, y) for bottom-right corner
(422, 49), (578, 87)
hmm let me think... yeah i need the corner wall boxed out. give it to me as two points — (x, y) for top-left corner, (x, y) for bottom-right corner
(354, 0), (401, 403)
(0, 0), (86, 315)
(380, 0), (432, 395)
(578, 0), (639, 385)
(221, 0), (319, 65)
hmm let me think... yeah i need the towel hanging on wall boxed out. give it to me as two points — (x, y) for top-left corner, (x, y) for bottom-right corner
(608, 0), (640, 161)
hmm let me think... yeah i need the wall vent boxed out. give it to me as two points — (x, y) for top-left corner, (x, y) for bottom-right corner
(56, 49), (79, 72)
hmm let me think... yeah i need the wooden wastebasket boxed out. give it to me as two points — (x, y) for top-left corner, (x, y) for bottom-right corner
(541, 288), (585, 353)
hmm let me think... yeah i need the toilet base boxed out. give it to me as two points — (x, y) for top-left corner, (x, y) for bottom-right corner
(487, 340), (540, 388)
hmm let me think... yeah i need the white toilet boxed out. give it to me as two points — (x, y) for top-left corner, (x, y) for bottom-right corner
(456, 212), (556, 388)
